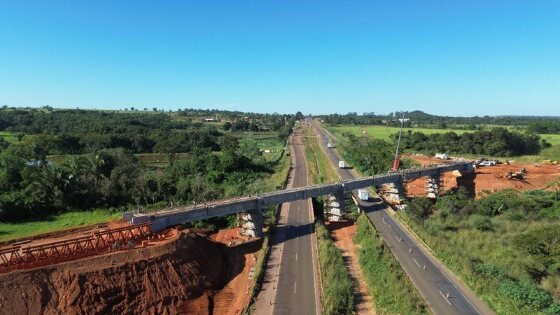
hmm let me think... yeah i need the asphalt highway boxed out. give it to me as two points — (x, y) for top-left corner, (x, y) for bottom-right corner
(312, 122), (494, 315)
(273, 130), (319, 315)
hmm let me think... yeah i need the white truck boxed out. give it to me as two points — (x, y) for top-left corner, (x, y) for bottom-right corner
(358, 189), (369, 201)
(327, 142), (334, 148)
(338, 160), (346, 168)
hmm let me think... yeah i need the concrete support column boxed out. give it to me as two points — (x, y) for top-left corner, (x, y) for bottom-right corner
(426, 174), (442, 199)
(240, 207), (263, 238)
(325, 189), (346, 222)
(453, 167), (476, 198)
(378, 180), (406, 205)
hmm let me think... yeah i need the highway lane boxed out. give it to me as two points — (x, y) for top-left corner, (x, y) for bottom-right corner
(312, 122), (494, 315)
(273, 130), (319, 315)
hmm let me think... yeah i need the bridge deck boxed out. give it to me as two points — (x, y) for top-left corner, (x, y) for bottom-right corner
(127, 162), (473, 231)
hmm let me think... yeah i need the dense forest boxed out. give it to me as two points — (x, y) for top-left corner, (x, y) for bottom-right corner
(0, 107), (296, 221)
(0, 107), (295, 155)
(400, 128), (545, 156)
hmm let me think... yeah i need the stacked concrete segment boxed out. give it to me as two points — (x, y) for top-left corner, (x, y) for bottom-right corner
(426, 174), (442, 199)
(378, 181), (406, 205)
(325, 191), (346, 222)
(240, 208), (264, 238)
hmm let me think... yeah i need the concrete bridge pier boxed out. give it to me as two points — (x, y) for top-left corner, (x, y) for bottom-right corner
(426, 174), (442, 199)
(378, 180), (406, 205)
(240, 207), (264, 238)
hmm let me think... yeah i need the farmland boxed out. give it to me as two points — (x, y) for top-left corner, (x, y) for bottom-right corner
(327, 124), (560, 146)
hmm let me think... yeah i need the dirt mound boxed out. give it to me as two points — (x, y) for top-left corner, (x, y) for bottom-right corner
(0, 231), (228, 314)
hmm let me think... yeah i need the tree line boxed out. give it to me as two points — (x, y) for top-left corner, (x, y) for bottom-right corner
(400, 128), (544, 156)
(0, 107), (297, 222)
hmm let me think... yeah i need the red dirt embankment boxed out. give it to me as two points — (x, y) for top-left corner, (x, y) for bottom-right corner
(0, 229), (259, 315)
(406, 155), (560, 198)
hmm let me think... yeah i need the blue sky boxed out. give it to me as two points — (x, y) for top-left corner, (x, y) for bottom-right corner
(0, 1), (559, 116)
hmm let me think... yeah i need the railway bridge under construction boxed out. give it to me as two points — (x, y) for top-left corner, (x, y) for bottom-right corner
(125, 161), (475, 237)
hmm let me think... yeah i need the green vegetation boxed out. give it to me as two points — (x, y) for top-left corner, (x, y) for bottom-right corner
(301, 127), (339, 184)
(399, 189), (560, 314)
(301, 126), (355, 313)
(320, 110), (560, 131)
(315, 221), (355, 314)
(354, 214), (429, 314)
(0, 107), (296, 240)
(0, 208), (121, 242)
(329, 124), (472, 142)
(329, 125), (545, 156)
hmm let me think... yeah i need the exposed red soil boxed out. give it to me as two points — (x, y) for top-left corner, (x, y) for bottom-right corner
(0, 228), (261, 315)
(406, 155), (560, 198)
(327, 221), (375, 315)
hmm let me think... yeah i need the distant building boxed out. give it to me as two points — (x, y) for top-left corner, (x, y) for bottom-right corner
(398, 118), (410, 123)
(203, 118), (216, 122)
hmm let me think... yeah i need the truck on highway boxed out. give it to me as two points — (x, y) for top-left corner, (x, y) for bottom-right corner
(358, 189), (369, 201)
(338, 160), (346, 168)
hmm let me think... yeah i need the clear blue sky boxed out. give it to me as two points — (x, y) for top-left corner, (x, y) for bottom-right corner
(1, 1), (559, 116)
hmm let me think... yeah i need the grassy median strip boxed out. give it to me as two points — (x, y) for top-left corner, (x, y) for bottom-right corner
(315, 220), (355, 314)
(302, 127), (339, 184)
(354, 214), (430, 315)
(302, 126), (355, 314)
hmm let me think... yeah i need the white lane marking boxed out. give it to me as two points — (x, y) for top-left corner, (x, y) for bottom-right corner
(294, 281), (297, 295)
(296, 253), (298, 261)
(461, 292), (481, 314)
(413, 258), (421, 268)
(439, 290), (452, 306)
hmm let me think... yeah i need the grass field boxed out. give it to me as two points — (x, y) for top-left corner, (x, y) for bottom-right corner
(0, 209), (122, 242)
(327, 124), (560, 162)
(0, 131), (18, 143)
(327, 124), (560, 146)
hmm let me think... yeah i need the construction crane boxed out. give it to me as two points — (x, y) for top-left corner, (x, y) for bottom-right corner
(392, 112), (406, 172)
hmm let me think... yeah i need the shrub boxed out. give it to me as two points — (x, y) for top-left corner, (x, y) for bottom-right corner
(470, 215), (493, 231)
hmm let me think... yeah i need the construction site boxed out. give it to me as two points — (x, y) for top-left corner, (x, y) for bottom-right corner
(406, 154), (560, 198)
(0, 223), (260, 314)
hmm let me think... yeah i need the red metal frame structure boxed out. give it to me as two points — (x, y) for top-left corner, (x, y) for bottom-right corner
(0, 222), (153, 271)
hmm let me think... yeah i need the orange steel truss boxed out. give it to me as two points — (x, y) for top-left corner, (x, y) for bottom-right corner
(0, 222), (152, 271)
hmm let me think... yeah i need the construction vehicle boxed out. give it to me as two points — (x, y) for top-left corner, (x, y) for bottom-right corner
(392, 112), (406, 171)
(540, 159), (558, 165)
(506, 168), (528, 180)
(358, 189), (369, 201)
(435, 153), (449, 160)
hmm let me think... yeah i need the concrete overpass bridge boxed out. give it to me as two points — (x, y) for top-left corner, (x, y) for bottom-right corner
(125, 161), (474, 236)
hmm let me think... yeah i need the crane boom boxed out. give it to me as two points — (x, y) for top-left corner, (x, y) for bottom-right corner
(392, 112), (405, 171)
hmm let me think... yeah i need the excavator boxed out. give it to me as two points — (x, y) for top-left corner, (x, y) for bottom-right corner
(506, 168), (528, 181)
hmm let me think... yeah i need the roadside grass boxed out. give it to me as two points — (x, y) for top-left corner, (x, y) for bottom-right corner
(396, 209), (560, 315)
(0, 208), (122, 242)
(0, 131), (18, 143)
(315, 220), (355, 314)
(354, 214), (430, 314)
